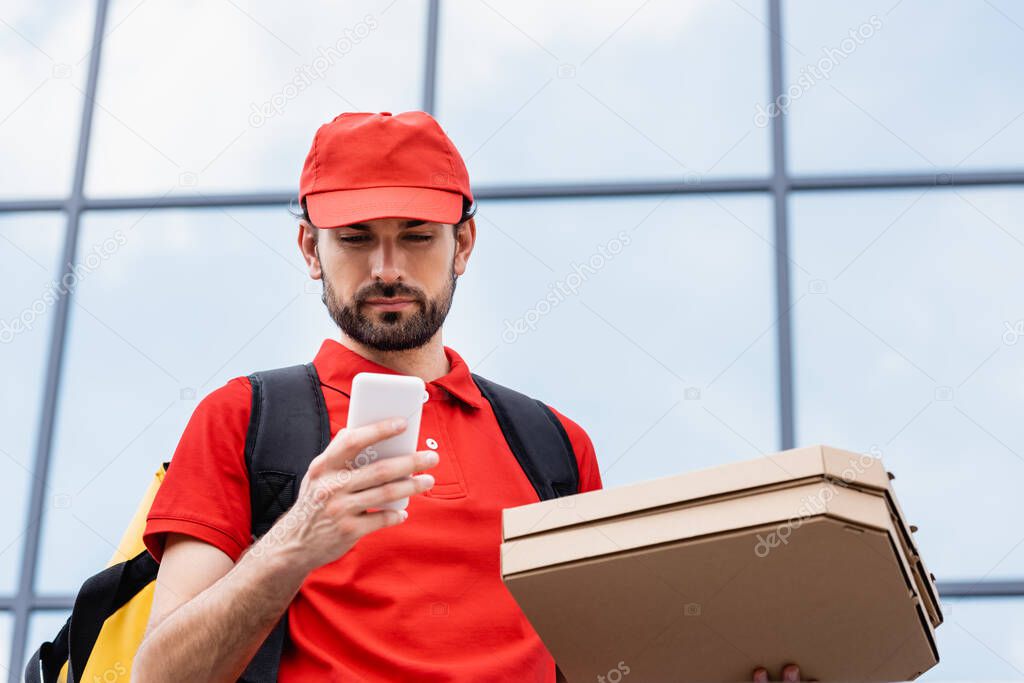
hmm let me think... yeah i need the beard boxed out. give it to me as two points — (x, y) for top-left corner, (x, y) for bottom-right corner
(321, 265), (457, 352)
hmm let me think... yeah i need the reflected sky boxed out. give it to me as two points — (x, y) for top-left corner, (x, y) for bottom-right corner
(791, 187), (1024, 581)
(85, 0), (426, 197)
(437, 0), (771, 184)
(784, 0), (1024, 174)
(921, 597), (1024, 682)
(448, 194), (779, 484)
(0, 1), (90, 198)
(0, 213), (63, 594)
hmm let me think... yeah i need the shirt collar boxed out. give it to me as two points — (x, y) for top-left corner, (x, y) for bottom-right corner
(312, 338), (484, 410)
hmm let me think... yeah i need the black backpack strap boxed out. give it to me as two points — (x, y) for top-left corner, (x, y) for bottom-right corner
(244, 362), (331, 537)
(470, 373), (579, 501)
(239, 362), (330, 683)
(22, 547), (160, 683)
(26, 551), (159, 683)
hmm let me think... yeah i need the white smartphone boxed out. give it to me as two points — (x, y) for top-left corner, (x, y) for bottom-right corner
(346, 372), (426, 511)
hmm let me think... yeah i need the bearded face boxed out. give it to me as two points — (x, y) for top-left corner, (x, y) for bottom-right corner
(321, 256), (457, 352)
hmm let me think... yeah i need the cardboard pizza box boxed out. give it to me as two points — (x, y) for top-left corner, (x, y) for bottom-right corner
(501, 445), (941, 683)
(504, 445), (942, 626)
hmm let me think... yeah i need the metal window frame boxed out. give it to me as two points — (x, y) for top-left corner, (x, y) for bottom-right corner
(4, 0), (1022, 679)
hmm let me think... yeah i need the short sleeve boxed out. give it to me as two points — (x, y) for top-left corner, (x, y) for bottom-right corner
(544, 405), (603, 494)
(143, 376), (253, 563)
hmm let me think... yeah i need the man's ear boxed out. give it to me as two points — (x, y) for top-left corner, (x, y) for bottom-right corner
(452, 216), (476, 277)
(297, 221), (322, 280)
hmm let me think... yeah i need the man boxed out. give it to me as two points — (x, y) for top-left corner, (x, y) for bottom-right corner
(132, 111), (602, 682)
(132, 111), (806, 682)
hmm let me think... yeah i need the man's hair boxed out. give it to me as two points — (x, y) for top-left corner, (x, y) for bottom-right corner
(291, 197), (476, 239)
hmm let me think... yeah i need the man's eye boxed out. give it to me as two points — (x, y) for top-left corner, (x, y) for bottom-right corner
(406, 234), (433, 242)
(339, 235), (369, 243)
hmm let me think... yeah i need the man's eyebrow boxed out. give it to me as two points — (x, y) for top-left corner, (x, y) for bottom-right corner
(340, 219), (429, 230)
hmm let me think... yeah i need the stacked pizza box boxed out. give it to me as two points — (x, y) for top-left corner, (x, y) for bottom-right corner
(500, 445), (942, 683)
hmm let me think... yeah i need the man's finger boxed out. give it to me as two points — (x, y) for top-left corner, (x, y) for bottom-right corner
(348, 471), (435, 511)
(318, 417), (407, 471)
(344, 450), (439, 494)
(348, 507), (408, 537)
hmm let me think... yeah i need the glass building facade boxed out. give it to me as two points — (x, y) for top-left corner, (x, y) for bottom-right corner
(1, 0), (1022, 679)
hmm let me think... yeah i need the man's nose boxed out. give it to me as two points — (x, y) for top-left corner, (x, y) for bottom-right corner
(369, 240), (404, 282)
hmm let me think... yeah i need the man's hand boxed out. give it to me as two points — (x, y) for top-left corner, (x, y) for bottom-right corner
(252, 416), (439, 574)
(752, 663), (816, 682)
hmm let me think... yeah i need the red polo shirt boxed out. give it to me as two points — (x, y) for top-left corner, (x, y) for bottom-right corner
(143, 338), (602, 682)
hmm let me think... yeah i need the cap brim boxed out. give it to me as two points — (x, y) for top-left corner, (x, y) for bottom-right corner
(306, 187), (463, 228)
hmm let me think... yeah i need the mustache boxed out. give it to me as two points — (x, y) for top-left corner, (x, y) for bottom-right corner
(356, 282), (424, 303)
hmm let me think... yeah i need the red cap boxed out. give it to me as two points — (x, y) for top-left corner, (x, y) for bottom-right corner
(298, 111), (473, 229)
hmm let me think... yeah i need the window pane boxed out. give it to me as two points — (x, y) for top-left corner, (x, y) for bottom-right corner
(85, 0), (426, 197)
(446, 194), (779, 487)
(921, 598), (1024, 682)
(37, 207), (336, 592)
(791, 188), (1024, 580)
(0, 213), (64, 593)
(783, 0), (1024, 174)
(437, 0), (771, 185)
(0, 1), (92, 198)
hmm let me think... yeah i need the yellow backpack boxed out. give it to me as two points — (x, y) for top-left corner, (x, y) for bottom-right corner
(25, 463), (166, 682)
